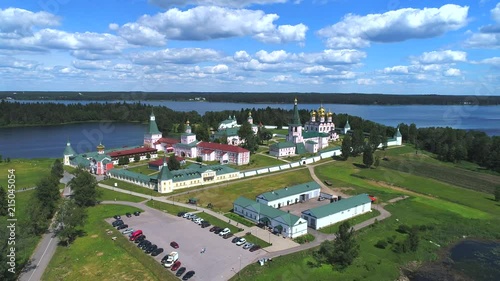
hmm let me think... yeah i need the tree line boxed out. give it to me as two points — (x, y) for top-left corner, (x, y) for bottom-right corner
(2, 92), (500, 105)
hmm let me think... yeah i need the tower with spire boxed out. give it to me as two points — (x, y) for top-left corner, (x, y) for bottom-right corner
(394, 126), (402, 145)
(247, 112), (253, 125)
(286, 98), (304, 144)
(63, 138), (76, 166)
(144, 109), (162, 148)
(343, 118), (351, 134)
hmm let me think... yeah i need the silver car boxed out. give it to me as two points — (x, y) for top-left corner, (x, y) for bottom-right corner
(122, 228), (134, 234)
(243, 243), (254, 250)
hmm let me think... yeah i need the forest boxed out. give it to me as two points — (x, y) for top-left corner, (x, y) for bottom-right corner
(1, 91), (500, 105)
(1, 101), (499, 173)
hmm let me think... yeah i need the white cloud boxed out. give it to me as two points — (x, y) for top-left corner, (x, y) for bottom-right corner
(492, 3), (500, 23)
(149, 0), (288, 9)
(255, 50), (289, 63)
(324, 71), (356, 80)
(209, 64), (229, 74)
(129, 48), (221, 64)
(299, 49), (366, 65)
(115, 6), (307, 45)
(318, 4), (469, 48)
(383, 65), (408, 74)
(0, 56), (39, 69)
(72, 60), (112, 70)
(300, 65), (332, 74)
(464, 33), (500, 48)
(0, 8), (59, 39)
(414, 50), (467, 64)
(271, 74), (291, 82)
(357, 78), (376, 85)
(443, 68), (461, 76)
(475, 56), (500, 65)
(233, 50), (251, 62)
(109, 23), (119, 31)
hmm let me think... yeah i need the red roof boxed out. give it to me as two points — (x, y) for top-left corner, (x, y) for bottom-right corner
(148, 157), (185, 166)
(154, 137), (180, 145)
(198, 142), (249, 153)
(108, 147), (157, 158)
(201, 149), (214, 154)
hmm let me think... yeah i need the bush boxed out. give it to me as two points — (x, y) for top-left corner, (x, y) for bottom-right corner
(397, 224), (411, 234)
(294, 234), (316, 244)
(387, 235), (396, 244)
(196, 156), (203, 163)
(375, 239), (388, 249)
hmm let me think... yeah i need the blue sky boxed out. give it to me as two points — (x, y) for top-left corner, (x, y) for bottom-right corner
(0, 0), (499, 95)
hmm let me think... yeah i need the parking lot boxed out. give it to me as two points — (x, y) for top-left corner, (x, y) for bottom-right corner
(279, 196), (332, 217)
(108, 206), (265, 281)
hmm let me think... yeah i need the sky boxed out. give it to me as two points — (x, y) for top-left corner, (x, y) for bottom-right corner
(0, 0), (499, 95)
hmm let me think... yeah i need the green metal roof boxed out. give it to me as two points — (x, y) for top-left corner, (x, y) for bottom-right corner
(302, 131), (329, 139)
(109, 168), (153, 184)
(305, 140), (317, 144)
(302, 194), (371, 219)
(175, 141), (198, 149)
(295, 143), (306, 154)
(270, 141), (295, 149)
(157, 163), (238, 182)
(257, 181), (320, 202)
(214, 127), (239, 138)
(147, 113), (161, 135)
(64, 142), (76, 156)
(234, 197), (302, 226)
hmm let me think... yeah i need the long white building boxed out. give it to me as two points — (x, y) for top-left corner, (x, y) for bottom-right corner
(256, 181), (321, 208)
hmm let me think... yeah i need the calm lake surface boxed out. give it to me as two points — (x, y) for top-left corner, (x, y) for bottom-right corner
(1, 100), (499, 159)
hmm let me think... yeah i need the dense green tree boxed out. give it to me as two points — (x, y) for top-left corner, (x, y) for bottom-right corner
(51, 159), (64, 179)
(341, 135), (352, 160)
(368, 127), (381, 152)
(237, 121), (254, 144)
(167, 155), (181, 171)
(26, 195), (50, 235)
(332, 221), (360, 269)
(408, 227), (420, 252)
(195, 123), (210, 142)
(133, 154), (140, 162)
(55, 200), (88, 246)
(351, 130), (365, 156)
(363, 144), (374, 168)
(258, 127), (273, 144)
(177, 122), (186, 133)
(146, 153), (151, 159)
(34, 176), (60, 217)
(0, 187), (7, 216)
(408, 123), (417, 144)
(374, 156), (380, 168)
(69, 169), (100, 207)
(0, 155), (2, 163)
(242, 134), (260, 154)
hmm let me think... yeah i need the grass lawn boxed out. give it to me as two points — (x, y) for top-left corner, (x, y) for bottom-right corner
(98, 187), (145, 203)
(174, 168), (313, 212)
(144, 200), (194, 215)
(0, 158), (54, 190)
(100, 178), (159, 197)
(0, 189), (43, 276)
(241, 233), (272, 248)
(127, 165), (159, 176)
(228, 154), (287, 171)
(270, 129), (288, 135)
(43, 204), (178, 281)
(63, 165), (77, 174)
(224, 212), (255, 227)
(319, 209), (381, 234)
(193, 212), (243, 233)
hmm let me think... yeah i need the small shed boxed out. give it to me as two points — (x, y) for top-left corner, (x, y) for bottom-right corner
(188, 198), (198, 205)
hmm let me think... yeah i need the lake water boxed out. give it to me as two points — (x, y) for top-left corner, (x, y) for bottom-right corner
(1, 100), (499, 159)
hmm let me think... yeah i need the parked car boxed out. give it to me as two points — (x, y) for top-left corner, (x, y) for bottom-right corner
(201, 221), (211, 228)
(117, 224), (128, 230)
(134, 235), (146, 243)
(122, 228), (134, 234)
(243, 243), (254, 250)
(113, 215), (121, 220)
(177, 211), (187, 217)
(194, 218), (204, 224)
(183, 213), (192, 219)
(112, 220), (123, 227)
(164, 252), (179, 268)
(133, 211), (141, 216)
(209, 226), (219, 232)
(137, 240), (148, 248)
(125, 212), (132, 218)
(171, 260), (181, 271)
(213, 227), (223, 234)
(129, 230), (143, 241)
(145, 244), (158, 254)
(140, 240), (151, 250)
(190, 215), (199, 221)
(182, 270), (195, 280)
(161, 254), (170, 264)
(219, 228), (230, 236)
(249, 245), (261, 252)
(176, 267), (186, 277)
(231, 237), (240, 243)
(151, 247), (164, 256)
(223, 233), (234, 239)
(170, 241), (179, 249)
(236, 238), (247, 246)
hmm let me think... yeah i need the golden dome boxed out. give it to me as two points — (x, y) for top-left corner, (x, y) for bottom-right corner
(327, 110), (333, 116)
(318, 105), (326, 115)
(311, 110), (316, 116)
(97, 143), (105, 149)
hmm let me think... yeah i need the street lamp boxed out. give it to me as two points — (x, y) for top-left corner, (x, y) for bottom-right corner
(239, 255), (241, 278)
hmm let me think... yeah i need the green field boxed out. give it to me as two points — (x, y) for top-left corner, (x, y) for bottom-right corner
(228, 154), (287, 171)
(127, 165), (159, 176)
(100, 178), (159, 196)
(174, 168), (313, 212)
(144, 200), (194, 215)
(224, 212), (255, 227)
(0, 158), (54, 190)
(43, 204), (180, 281)
(241, 233), (272, 248)
(98, 187), (146, 203)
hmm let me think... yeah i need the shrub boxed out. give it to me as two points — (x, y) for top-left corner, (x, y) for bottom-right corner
(387, 235), (396, 244)
(375, 240), (388, 249)
(294, 234), (316, 244)
(397, 224), (411, 234)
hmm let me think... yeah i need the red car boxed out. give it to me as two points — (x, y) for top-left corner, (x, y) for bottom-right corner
(170, 241), (179, 249)
(171, 260), (181, 271)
